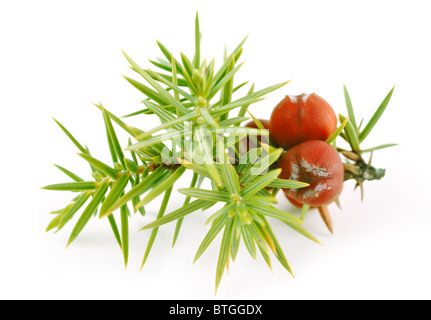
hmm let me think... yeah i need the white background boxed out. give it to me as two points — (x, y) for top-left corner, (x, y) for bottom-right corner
(1, 0), (430, 300)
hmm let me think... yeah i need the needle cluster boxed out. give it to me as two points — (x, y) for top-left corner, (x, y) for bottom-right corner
(43, 13), (395, 292)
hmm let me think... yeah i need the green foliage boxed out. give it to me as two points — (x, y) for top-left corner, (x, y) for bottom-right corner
(43, 13), (395, 292)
